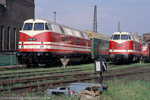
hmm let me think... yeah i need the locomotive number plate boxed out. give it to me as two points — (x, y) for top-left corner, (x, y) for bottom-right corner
(27, 38), (37, 41)
(117, 44), (123, 46)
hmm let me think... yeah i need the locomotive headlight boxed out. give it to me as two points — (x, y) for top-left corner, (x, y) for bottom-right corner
(126, 47), (128, 52)
(37, 53), (41, 56)
(112, 47), (114, 52)
(40, 45), (44, 49)
(16, 53), (21, 57)
(46, 53), (49, 56)
(110, 54), (114, 58)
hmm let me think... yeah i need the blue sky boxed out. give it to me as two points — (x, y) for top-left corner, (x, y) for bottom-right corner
(35, 0), (150, 36)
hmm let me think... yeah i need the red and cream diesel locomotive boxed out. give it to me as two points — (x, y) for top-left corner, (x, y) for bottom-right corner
(142, 33), (150, 62)
(142, 41), (150, 61)
(17, 19), (91, 66)
(109, 32), (142, 63)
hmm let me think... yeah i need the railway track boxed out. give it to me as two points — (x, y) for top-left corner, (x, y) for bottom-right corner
(0, 63), (125, 71)
(1, 64), (149, 80)
(1, 63), (148, 76)
(0, 66), (148, 87)
(0, 65), (25, 71)
(0, 68), (91, 80)
(0, 66), (149, 92)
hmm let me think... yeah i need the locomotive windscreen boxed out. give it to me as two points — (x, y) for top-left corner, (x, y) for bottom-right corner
(23, 23), (33, 30)
(34, 23), (44, 30)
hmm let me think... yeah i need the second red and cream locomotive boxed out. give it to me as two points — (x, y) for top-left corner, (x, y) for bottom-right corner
(109, 32), (142, 63)
(142, 41), (150, 61)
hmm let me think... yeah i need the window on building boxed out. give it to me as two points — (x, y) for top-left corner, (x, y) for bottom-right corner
(45, 23), (52, 30)
(7, 27), (10, 50)
(14, 28), (16, 50)
(34, 23), (44, 30)
(1, 26), (4, 50)
(23, 23), (33, 30)
(0, 26), (3, 50)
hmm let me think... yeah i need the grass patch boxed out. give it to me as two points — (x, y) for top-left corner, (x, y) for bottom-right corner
(101, 73), (150, 100)
(108, 63), (150, 70)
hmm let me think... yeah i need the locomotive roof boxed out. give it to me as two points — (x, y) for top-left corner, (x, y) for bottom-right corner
(112, 32), (141, 43)
(24, 19), (84, 33)
(113, 32), (130, 35)
(23, 19), (90, 39)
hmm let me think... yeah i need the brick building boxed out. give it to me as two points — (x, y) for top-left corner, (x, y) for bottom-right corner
(0, 0), (35, 51)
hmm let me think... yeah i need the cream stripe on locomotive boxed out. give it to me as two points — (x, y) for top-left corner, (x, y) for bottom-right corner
(19, 45), (91, 52)
(109, 49), (133, 52)
(19, 42), (91, 49)
(109, 49), (142, 53)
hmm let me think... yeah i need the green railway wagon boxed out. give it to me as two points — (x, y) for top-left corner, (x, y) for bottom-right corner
(0, 54), (18, 65)
(91, 38), (109, 60)
(84, 30), (110, 60)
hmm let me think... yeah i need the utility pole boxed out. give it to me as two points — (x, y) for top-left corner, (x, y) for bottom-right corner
(93, 5), (97, 33)
(118, 21), (120, 32)
(54, 12), (56, 23)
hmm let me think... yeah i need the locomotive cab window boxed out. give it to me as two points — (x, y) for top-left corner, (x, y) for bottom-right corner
(34, 23), (44, 30)
(129, 35), (131, 40)
(45, 23), (52, 30)
(113, 35), (120, 40)
(23, 23), (33, 30)
(121, 34), (128, 40)
(143, 42), (147, 46)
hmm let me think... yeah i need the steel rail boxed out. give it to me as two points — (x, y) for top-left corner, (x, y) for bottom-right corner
(0, 68), (150, 92)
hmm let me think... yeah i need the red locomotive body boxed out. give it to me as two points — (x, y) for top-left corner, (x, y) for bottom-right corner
(142, 41), (150, 61)
(17, 19), (91, 66)
(109, 32), (142, 63)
